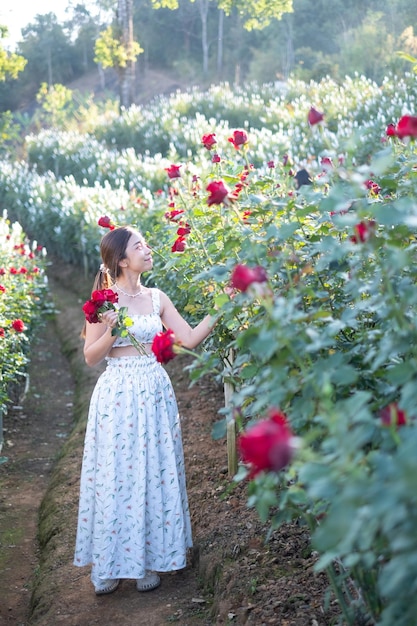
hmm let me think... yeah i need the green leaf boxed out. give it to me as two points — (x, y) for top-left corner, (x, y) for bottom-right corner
(211, 418), (227, 440)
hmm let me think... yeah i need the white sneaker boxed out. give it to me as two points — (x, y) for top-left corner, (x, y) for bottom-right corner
(136, 571), (160, 592)
(94, 578), (120, 595)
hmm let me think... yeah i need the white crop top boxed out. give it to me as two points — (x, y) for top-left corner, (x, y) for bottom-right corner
(113, 288), (163, 347)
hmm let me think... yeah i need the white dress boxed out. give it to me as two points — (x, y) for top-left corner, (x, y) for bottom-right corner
(73, 289), (192, 583)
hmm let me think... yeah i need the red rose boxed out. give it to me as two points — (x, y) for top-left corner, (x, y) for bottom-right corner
(0, 285), (5, 293)
(395, 115), (417, 139)
(172, 236), (187, 252)
(176, 223), (191, 236)
(206, 180), (230, 206)
(0, 328), (5, 337)
(267, 160), (275, 168)
(101, 289), (118, 304)
(98, 215), (115, 230)
(90, 289), (118, 307)
(350, 220), (377, 243)
(230, 264), (268, 292)
(11, 319), (25, 332)
(202, 133), (217, 150)
(380, 402), (407, 427)
(238, 408), (295, 477)
(164, 209), (184, 222)
(212, 153), (221, 163)
(82, 289), (118, 323)
(165, 164), (182, 179)
(308, 106), (324, 125)
(364, 179), (381, 195)
(152, 329), (177, 363)
(386, 123), (397, 137)
(82, 299), (100, 323)
(228, 129), (248, 149)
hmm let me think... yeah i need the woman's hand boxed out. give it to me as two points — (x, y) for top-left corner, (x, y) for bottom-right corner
(100, 309), (119, 331)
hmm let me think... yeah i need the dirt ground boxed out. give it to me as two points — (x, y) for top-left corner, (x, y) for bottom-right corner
(0, 260), (342, 626)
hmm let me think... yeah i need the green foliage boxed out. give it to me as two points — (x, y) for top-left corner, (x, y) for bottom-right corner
(218, 0), (293, 30)
(0, 26), (26, 82)
(0, 111), (22, 157)
(151, 0), (293, 30)
(0, 46), (26, 82)
(0, 215), (50, 417)
(397, 50), (417, 73)
(94, 25), (143, 70)
(35, 83), (76, 128)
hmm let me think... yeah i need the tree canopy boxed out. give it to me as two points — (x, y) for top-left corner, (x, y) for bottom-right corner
(0, 0), (416, 114)
(0, 26), (26, 82)
(150, 0), (293, 29)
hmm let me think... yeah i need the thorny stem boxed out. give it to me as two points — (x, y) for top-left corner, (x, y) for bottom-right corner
(176, 188), (213, 267)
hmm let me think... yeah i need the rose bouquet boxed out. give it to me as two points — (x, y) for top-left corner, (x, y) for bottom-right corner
(82, 288), (148, 356)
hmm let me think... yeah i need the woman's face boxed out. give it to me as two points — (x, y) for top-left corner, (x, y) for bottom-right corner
(121, 231), (153, 273)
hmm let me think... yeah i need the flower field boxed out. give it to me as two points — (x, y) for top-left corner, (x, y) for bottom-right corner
(2, 72), (417, 623)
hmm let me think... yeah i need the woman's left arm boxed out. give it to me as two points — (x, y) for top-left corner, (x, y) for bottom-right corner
(159, 290), (217, 349)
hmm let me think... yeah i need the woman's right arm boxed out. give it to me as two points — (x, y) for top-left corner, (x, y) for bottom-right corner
(83, 309), (118, 367)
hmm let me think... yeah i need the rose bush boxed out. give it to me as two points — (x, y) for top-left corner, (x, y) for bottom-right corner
(0, 215), (49, 449)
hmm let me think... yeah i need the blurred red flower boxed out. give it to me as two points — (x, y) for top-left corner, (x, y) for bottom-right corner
(395, 115), (417, 139)
(351, 220), (376, 243)
(172, 236), (187, 252)
(202, 133), (217, 150)
(308, 107), (324, 125)
(165, 164), (182, 179)
(206, 180), (230, 206)
(152, 329), (178, 363)
(228, 129), (248, 149)
(386, 115), (417, 139)
(176, 223), (191, 236)
(165, 209), (185, 221)
(98, 215), (115, 230)
(380, 402), (407, 427)
(364, 179), (381, 195)
(230, 264), (268, 292)
(11, 319), (25, 332)
(238, 408), (295, 477)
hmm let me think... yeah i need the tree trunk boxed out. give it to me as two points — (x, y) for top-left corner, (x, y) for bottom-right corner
(217, 8), (224, 79)
(47, 46), (53, 86)
(283, 14), (294, 79)
(118, 0), (135, 109)
(197, 0), (210, 77)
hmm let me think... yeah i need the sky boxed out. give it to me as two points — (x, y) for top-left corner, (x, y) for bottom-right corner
(1, 0), (76, 49)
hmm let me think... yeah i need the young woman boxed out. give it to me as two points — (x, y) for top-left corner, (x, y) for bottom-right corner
(74, 225), (216, 595)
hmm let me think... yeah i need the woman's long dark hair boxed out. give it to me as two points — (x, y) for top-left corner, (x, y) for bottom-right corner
(81, 226), (137, 338)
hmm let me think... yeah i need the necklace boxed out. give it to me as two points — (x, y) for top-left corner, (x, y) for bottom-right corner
(115, 282), (143, 298)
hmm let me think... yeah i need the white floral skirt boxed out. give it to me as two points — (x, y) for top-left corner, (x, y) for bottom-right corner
(73, 355), (192, 581)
